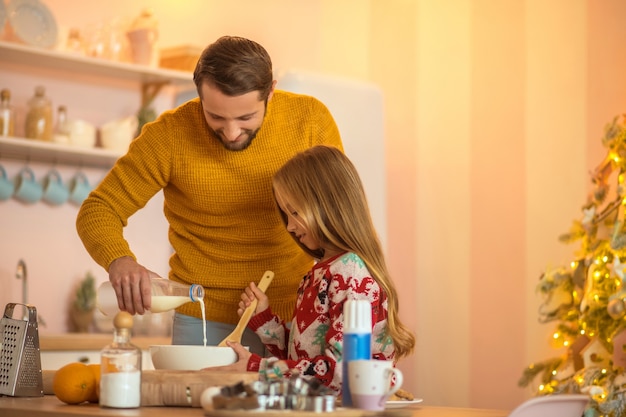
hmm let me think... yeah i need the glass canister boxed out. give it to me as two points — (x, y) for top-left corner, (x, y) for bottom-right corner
(100, 311), (141, 408)
(96, 276), (205, 316)
(126, 8), (159, 65)
(25, 86), (53, 141)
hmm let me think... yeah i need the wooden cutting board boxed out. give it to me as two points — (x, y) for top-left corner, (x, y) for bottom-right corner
(43, 369), (259, 407)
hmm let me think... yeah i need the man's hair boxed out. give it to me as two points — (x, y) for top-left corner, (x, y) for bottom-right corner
(193, 36), (273, 100)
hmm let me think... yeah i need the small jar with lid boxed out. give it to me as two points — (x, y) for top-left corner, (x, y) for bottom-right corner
(0, 88), (15, 137)
(25, 86), (53, 141)
(99, 311), (142, 408)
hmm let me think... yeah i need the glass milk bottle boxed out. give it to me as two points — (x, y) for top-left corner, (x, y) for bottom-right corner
(96, 276), (205, 316)
(100, 312), (141, 408)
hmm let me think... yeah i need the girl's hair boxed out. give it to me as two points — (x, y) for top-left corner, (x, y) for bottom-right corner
(272, 145), (415, 360)
(193, 36), (274, 100)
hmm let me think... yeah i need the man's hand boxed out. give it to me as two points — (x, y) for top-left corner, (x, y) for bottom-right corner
(108, 256), (159, 315)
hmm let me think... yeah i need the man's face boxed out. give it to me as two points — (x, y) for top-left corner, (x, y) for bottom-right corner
(199, 81), (274, 151)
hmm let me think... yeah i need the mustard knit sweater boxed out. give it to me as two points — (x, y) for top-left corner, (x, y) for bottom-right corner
(76, 90), (343, 324)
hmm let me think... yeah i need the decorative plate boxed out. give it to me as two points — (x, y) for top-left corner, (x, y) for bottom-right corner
(385, 398), (424, 409)
(7, 0), (57, 48)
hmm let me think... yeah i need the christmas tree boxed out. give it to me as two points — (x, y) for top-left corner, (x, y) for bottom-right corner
(519, 115), (626, 417)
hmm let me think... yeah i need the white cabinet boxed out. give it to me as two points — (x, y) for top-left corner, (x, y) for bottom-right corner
(38, 334), (168, 370)
(40, 350), (155, 370)
(0, 40), (194, 168)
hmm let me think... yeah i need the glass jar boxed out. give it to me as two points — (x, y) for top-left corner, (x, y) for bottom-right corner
(25, 86), (53, 141)
(100, 312), (141, 408)
(52, 105), (70, 144)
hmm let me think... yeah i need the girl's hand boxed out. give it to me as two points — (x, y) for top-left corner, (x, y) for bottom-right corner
(237, 282), (270, 316)
(202, 342), (251, 372)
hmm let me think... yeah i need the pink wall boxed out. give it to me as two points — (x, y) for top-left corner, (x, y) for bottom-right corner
(468, 0), (527, 408)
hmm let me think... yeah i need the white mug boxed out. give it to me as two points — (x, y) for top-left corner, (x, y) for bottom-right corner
(347, 360), (403, 410)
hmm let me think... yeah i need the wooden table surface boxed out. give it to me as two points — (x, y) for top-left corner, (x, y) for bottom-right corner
(0, 396), (509, 417)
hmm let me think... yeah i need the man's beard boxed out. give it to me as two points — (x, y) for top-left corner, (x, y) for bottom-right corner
(215, 127), (260, 151)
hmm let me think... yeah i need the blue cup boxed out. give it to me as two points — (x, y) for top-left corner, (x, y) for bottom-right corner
(42, 169), (69, 206)
(69, 171), (91, 206)
(0, 165), (14, 201)
(13, 167), (42, 204)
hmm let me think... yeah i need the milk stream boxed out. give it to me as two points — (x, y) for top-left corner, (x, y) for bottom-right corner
(151, 295), (207, 346)
(199, 301), (207, 347)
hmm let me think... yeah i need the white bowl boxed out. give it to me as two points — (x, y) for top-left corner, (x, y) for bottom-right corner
(149, 345), (241, 370)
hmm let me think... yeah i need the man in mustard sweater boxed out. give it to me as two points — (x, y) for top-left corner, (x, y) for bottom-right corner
(76, 36), (343, 353)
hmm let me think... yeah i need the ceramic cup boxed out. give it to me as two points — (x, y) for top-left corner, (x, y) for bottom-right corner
(67, 119), (97, 148)
(69, 171), (91, 206)
(100, 116), (138, 152)
(347, 360), (403, 411)
(42, 169), (69, 206)
(0, 165), (15, 201)
(13, 167), (43, 204)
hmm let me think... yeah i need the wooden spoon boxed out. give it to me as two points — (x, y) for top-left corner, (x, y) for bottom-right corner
(217, 270), (275, 347)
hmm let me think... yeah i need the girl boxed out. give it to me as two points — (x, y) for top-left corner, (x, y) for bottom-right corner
(221, 145), (415, 393)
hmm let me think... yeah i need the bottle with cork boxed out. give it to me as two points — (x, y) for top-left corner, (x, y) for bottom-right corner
(0, 88), (15, 137)
(99, 311), (142, 408)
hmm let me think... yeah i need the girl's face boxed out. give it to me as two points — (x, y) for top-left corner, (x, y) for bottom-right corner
(274, 186), (320, 252)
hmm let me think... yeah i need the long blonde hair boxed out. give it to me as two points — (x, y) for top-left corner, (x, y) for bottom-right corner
(272, 145), (415, 359)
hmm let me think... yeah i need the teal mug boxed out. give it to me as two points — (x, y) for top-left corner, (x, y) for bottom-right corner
(69, 171), (91, 206)
(42, 169), (69, 206)
(0, 165), (14, 201)
(13, 167), (42, 204)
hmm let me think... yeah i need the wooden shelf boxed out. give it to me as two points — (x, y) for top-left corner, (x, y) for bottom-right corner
(0, 136), (122, 168)
(0, 40), (193, 85)
(0, 40), (195, 168)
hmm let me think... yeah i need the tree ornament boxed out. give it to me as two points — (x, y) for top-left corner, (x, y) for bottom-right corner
(608, 297), (626, 320)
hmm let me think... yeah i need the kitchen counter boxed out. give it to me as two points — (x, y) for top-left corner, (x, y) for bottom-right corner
(40, 334), (171, 351)
(0, 396), (509, 417)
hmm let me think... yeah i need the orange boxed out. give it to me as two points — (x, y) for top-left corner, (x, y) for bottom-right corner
(53, 362), (96, 405)
(86, 363), (101, 403)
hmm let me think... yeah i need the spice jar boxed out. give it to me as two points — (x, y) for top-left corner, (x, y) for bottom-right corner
(0, 89), (15, 137)
(52, 105), (70, 144)
(25, 86), (53, 141)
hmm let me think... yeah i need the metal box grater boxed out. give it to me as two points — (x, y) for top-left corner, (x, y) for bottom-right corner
(0, 303), (43, 397)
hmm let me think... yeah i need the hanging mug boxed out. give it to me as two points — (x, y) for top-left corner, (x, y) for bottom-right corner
(42, 169), (70, 206)
(13, 167), (43, 204)
(69, 171), (92, 206)
(0, 165), (14, 201)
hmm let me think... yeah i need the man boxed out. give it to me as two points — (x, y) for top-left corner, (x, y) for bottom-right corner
(76, 36), (343, 353)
